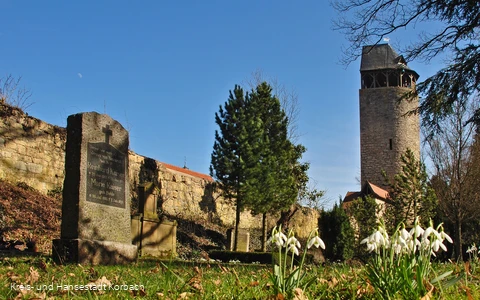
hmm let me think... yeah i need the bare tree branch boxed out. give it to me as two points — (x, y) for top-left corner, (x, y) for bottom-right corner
(426, 99), (480, 259)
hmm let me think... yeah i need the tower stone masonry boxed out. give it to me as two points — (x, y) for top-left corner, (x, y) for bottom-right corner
(359, 44), (420, 188)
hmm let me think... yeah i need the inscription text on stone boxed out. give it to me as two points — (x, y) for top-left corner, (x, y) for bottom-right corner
(86, 142), (125, 208)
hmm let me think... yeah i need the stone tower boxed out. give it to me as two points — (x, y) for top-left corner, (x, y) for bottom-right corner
(359, 44), (420, 188)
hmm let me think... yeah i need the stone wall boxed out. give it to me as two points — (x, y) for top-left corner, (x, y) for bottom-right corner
(128, 152), (265, 230)
(0, 103), (66, 194)
(0, 102), (319, 237)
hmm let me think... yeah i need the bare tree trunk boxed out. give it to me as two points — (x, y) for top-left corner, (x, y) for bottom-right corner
(261, 212), (267, 252)
(455, 217), (463, 261)
(234, 198), (241, 251)
(277, 205), (299, 229)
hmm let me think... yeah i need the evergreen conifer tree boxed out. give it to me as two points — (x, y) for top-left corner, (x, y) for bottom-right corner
(345, 195), (378, 257)
(384, 149), (437, 230)
(211, 82), (305, 251)
(210, 85), (259, 250)
(320, 202), (355, 261)
(245, 82), (300, 250)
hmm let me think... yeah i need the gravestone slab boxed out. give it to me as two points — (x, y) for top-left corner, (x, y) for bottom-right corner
(52, 112), (137, 265)
(226, 228), (250, 252)
(131, 182), (177, 258)
(138, 182), (159, 220)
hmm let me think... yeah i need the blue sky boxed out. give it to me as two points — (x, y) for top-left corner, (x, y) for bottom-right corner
(0, 1), (444, 207)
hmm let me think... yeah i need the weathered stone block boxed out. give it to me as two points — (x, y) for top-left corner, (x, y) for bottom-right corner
(14, 161), (27, 171)
(27, 163), (43, 174)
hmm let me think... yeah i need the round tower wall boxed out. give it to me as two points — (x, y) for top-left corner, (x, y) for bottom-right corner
(359, 87), (420, 188)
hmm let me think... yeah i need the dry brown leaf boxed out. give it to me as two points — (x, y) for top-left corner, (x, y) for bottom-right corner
(213, 279), (222, 286)
(461, 285), (474, 300)
(293, 288), (309, 300)
(465, 261), (471, 275)
(177, 292), (193, 299)
(93, 275), (111, 286)
(250, 281), (260, 287)
(318, 278), (328, 284)
(420, 285), (434, 300)
(232, 268), (241, 285)
(273, 293), (285, 300)
(219, 265), (229, 273)
(329, 277), (339, 288)
(7, 271), (21, 281)
(147, 265), (160, 274)
(129, 287), (147, 297)
(85, 275), (112, 295)
(157, 292), (168, 299)
(37, 260), (47, 271)
(68, 273), (75, 277)
(26, 266), (39, 284)
(194, 266), (201, 275)
(14, 289), (46, 300)
(188, 276), (203, 292)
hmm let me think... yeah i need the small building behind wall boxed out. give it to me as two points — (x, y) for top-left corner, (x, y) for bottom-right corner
(343, 181), (391, 238)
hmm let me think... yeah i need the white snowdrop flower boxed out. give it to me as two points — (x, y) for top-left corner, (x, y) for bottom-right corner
(288, 243), (300, 256)
(392, 234), (407, 254)
(268, 227), (287, 248)
(467, 244), (477, 254)
(361, 235), (376, 253)
(440, 231), (453, 244)
(308, 235), (326, 249)
(287, 236), (301, 249)
(362, 226), (389, 253)
(406, 237), (421, 253)
(423, 227), (435, 240)
(431, 239), (447, 252)
(400, 228), (411, 241)
(410, 224), (425, 238)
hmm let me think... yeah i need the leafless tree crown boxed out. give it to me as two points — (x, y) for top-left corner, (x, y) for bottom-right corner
(332, 0), (480, 65)
(0, 74), (33, 111)
(244, 69), (301, 143)
(333, 0), (480, 135)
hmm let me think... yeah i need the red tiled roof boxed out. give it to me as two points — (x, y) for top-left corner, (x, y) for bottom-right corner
(160, 162), (213, 182)
(342, 182), (390, 203)
(343, 191), (363, 203)
(366, 181), (389, 200)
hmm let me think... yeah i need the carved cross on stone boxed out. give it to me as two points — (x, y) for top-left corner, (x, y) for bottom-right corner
(102, 125), (112, 144)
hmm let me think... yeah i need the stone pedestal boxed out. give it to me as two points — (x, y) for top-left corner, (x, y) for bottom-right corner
(52, 112), (136, 265)
(131, 216), (177, 258)
(52, 239), (136, 265)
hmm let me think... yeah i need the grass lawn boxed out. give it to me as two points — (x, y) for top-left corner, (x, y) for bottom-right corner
(1, 254), (479, 299)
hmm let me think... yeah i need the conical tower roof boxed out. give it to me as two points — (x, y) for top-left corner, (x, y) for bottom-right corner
(360, 44), (418, 78)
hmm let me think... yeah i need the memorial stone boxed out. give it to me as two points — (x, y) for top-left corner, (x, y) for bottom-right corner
(52, 112), (137, 265)
(226, 228), (250, 252)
